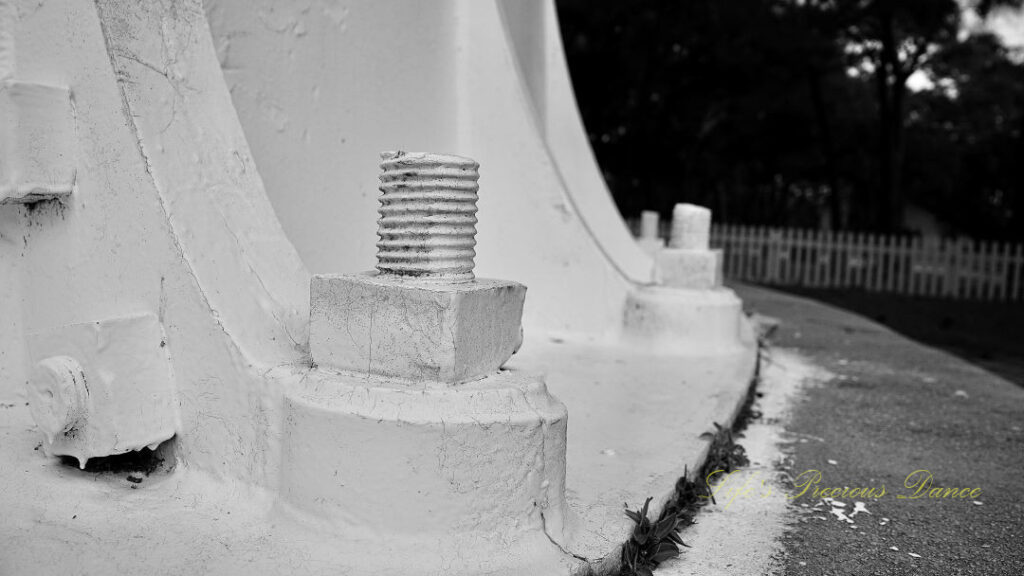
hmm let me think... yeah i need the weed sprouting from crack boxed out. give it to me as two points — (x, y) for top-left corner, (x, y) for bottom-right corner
(616, 423), (751, 576)
(613, 339), (766, 576)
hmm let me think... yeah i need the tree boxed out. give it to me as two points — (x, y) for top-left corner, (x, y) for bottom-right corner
(836, 0), (959, 230)
(906, 31), (1024, 239)
(837, 0), (1023, 231)
(558, 0), (848, 224)
(556, 0), (1024, 238)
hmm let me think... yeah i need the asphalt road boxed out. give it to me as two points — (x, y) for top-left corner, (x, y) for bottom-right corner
(776, 287), (1024, 387)
(733, 283), (1024, 576)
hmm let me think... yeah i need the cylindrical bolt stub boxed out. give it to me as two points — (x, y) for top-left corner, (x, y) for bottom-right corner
(640, 210), (660, 240)
(26, 356), (89, 444)
(377, 151), (480, 282)
(669, 203), (712, 250)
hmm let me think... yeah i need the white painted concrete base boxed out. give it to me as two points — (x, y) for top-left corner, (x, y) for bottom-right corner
(1, 336), (758, 575)
(508, 336), (759, 564)
(623, 287), (754, 355)
(0, 401), (572, 576)
(277, 366), (570, 553)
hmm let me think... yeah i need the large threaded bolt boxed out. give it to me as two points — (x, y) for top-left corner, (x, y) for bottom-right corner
(26, 356), (89, 444)
(376, 151), (480, 282)
(669, 203), (711, 250)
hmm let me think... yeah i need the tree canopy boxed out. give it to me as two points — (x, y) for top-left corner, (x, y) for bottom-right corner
(557, 0), (1024, 239)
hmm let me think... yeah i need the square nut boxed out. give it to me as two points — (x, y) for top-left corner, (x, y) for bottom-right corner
(656, 248), (723, 289)
(310, 273), (526, 383)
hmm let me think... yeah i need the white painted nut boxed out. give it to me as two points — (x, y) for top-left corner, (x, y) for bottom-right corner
(669, 203), (711, 250)
(26, 356), (89, 444)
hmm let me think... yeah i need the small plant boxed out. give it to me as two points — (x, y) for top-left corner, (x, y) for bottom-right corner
(619, 497), (686, 576)
(616, 339), (767, 576)
(618, 419), (751, 576)
(700, 422), (750, 472)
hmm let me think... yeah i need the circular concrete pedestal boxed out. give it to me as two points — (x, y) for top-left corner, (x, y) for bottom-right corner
(623, 286), (755, 353)
(278, 368), (570, 573)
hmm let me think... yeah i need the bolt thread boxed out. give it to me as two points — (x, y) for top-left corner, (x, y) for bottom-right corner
(377, 151), (479, 281)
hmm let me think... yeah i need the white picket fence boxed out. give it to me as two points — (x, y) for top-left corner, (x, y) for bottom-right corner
(709, 224), (1024, 302)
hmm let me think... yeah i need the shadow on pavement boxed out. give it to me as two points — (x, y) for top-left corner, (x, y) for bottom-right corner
(751, 285), (1024, 387)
